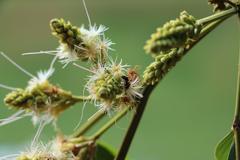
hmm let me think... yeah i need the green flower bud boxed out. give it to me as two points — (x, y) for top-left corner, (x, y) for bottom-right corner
(143, 48), (184, 85)
(50, 18), (82, 50)
(50, 18), (113, 65)
(90, 70), (123, 101)
(144, 11), (200, 56)
(4, 81), (79, 117)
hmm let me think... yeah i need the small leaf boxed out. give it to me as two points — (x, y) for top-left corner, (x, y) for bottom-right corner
(94, 142), (116, 160)
(215, 131), (234, 160)
(228, 143), (235, 160)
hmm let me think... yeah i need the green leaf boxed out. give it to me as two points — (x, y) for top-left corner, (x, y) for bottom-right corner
(94, 142), (116, 160)
(228, 143), (235, 160)
(215, 131), (234, 160)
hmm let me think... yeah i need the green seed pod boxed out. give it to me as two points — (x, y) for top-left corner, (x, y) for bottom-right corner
(50, 18), (91, 62)
(4, 89), (33, 110)
(4, 81), (79, 117)
(50, 18), (113, 64)
(50, 18), (82, 50)
(143, 48), (184, 85)
(87, 62), (135, 111)
(92, 70), (123, 101)
(144, 11), (200, 56)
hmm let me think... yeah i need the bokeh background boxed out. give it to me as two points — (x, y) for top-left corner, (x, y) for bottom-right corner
(0, 0), (239, 159)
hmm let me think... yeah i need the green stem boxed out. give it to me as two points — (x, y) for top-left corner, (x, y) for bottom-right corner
(72, 95), (92, 102)
(233, 64), (240, 160)
(233, 6), (240, 160)
(89, 106), (130, 140)
(197, 7), (238, 26)
(115, 16), (233, 160)
(71, 109), (105, 138)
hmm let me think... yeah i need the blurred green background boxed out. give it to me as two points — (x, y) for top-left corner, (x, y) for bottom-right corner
(0, 0), (239, 159)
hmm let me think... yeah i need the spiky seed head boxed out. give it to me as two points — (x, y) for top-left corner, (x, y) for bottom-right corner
(144, 11), (200, 57)
(87, 62), (142, 112)
(50, 18), (82, 49)
(50, 18), (113, 65)
(87, 64), (124, 102)
(143, 48), (185, 85)
(4, 80), (78, 117)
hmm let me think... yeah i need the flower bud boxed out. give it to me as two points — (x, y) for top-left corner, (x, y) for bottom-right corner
(50, 18), (113, 65)
(143, 48), (184, 85)
(144, 11), (200, 56)
(50, 18), (82, 50)
(4, 81), (79, 117)
(87, 62), (142, 112)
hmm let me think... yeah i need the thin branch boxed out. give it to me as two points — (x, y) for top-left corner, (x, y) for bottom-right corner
(72, 95), (92, 102)
(233, 4), (240, 160)
(71, 109), (105, 137)
(233, 56), (240, 160)
(89, 106), (130, 140)
(198, 7), (238, 25)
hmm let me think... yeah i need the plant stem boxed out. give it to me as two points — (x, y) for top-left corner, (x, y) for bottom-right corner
(198, 7), (238, 26)
(72, 95), (92, 102)
(115, 16), (233, 160)
(233, 60), (240, 160)
(233, 5), (240, 160)
(89, 106), (130, 140)
(71, 109), (105, 137)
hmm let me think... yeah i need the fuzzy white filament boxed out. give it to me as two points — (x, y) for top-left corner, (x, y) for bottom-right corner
(0, 52), (35, 78)
(27, 68), (54, 91)
(126, 77), (143, 100)
(0, 83), (18, 91)
(56, 45), (79, 67)
(82, 0), (92, 27)
(73, 100), (87, 130)
(73, 63), (95, 73)
(22, 50), (58, 56)
(0, 111), (32, 127)
(50, 55), (58, 70)
(0, 154), (19, 160)
(31, 118), (52, 148)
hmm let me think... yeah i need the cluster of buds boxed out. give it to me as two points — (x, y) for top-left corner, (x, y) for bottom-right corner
(144, 11), (201, 57)
(0, 52), (88, 132)
(4, 70), (79, 119)
(86, 62), (142, 112)
(143, 48), (184, 85)
(49, 18), (143, 113)
(50, 18), (113, 66)
(143, 11), (203, 85)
